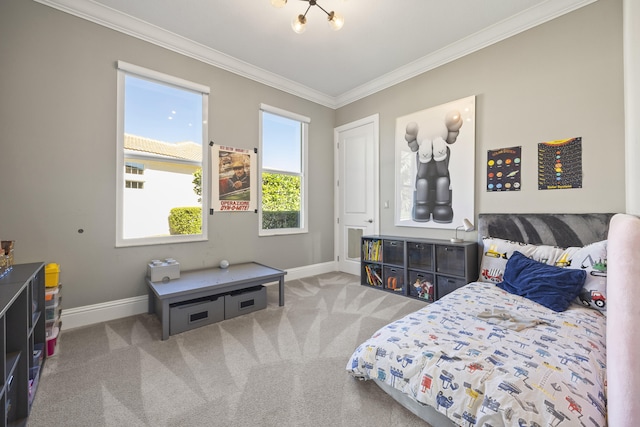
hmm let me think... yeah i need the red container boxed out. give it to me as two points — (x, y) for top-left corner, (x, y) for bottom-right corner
(46, 326), (59, 356)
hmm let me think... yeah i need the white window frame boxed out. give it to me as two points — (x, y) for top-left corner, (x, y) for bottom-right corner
(116, 61), (209, 247)
(258, 104), (309, 236)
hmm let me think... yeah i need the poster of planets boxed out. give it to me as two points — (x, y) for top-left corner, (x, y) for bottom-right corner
(486, 146), (521, 192)
(538, 137), (582, 190)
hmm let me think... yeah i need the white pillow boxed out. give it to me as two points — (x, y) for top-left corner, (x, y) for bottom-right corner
(558, 240), (607, 311)
(479, 237), (565, 284)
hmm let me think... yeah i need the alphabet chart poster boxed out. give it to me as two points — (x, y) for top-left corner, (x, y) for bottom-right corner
(538, 137), (582, 190)
(487, 146), (521, 191)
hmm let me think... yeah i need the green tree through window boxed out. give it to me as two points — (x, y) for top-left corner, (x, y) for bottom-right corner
(259, 105), (308, 235)
(262, 172), (301, 229)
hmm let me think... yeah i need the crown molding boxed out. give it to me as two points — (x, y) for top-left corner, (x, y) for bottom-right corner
(334, 0), (597, 108)
(34, 0), (596, 110)
(33, 0), (337, 108)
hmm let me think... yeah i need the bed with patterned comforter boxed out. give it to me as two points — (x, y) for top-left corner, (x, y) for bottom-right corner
(347, 281), (607, 427)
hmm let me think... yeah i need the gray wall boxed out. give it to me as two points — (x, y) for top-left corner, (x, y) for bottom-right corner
(0, 0), (336, 309)
(336, 0), (625, 241)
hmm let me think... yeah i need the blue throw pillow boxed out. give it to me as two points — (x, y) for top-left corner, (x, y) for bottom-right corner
(497, 251), (586, 312)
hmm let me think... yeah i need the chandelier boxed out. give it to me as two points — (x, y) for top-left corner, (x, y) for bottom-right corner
(271, 0), (344, 34)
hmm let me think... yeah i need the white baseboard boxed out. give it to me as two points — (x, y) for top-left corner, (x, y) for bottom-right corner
(60, 295), (149, 331)
(61, 261), (337, 331)
(283, 261), (336, 281)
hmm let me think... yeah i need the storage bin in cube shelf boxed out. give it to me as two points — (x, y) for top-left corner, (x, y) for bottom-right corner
(28, 365), (40, 404)
(382, 240), (404, 266)
(409, 271), (434, 302)
(45, 263), (60, 287)
(33, 343), (44, 367)
(6, 373), (17, 420)
(383, 266), (404, 293)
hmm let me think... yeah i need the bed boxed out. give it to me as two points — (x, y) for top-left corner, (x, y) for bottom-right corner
(347, 213), (640, 427)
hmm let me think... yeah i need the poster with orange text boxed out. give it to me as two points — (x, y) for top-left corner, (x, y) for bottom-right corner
(210, 144), (257, 212)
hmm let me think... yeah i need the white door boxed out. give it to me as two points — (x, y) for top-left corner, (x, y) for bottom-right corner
(334, 114), (379, 275)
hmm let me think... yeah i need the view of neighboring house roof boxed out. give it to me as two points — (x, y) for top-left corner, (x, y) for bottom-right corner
(124, 134), (202, 161)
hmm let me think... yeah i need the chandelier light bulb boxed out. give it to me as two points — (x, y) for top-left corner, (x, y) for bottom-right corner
(277, 0), (343, 33)
(327, 11), (344, 31)
(292, 14), (307, 33)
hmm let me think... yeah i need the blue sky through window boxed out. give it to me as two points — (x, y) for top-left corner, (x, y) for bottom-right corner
(262, 112), (301, 173)
(125, 76), (301, 173)
(124, 75), (203, 145)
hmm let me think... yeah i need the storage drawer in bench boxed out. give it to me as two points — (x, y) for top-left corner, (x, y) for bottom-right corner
(170, 295), (224, 335)
(225, 286), (267, 319)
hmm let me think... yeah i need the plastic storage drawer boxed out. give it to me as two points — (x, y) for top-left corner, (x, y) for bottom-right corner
(224, 286), (267, 319)
(45, 286), (60, 308)
(169, 295), (224, 335)
(46, 326), (60, 357)
(46, 317), (61, 339)
(45, 301), (60, 321)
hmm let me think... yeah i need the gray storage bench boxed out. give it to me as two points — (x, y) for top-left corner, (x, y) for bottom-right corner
(146, 262), (286, 340)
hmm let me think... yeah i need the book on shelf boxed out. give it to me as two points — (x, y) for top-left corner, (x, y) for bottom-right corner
(363, 239), (382, 262)
(364, 264), (382, 286)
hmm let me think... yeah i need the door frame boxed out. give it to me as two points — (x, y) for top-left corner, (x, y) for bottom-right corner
(334, 114), (380, 274)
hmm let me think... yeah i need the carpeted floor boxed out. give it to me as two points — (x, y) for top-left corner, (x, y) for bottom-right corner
(28, 272), (433, 426)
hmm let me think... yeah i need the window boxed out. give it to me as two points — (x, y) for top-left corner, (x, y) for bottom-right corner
(116, 61), (209, 246)
(125, 181), (144, 189)
(126, 162), (144, 175)
(259, 104), (309, 236)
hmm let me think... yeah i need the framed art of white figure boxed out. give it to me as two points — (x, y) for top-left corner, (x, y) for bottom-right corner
(395, 96), (476, 228)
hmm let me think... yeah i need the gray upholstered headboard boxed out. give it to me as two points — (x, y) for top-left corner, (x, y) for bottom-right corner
(477, 213), (615, 248)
